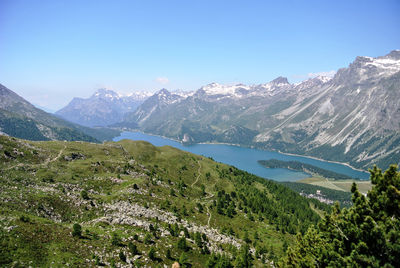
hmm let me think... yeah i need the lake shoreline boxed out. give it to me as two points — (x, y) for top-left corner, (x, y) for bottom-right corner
(274, 151), (368, 174)
(201, 141), (369, 175)
(115, 131), (369, 181)
(196, 139), (368, 175)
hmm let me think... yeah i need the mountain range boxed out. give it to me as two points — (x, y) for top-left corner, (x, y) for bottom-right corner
(3, 51), (399, 170)
(119, 50), (400, 170)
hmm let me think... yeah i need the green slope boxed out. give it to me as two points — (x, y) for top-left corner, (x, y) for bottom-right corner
(0, 135), (325, 267)
(0, 108), (98, 142)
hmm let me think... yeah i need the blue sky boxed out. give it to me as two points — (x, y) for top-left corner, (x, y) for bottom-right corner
(0, 0), (399, 110)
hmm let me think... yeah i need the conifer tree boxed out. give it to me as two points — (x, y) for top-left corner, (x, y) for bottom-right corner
(128, 242), (138, 255)
(148, 247), (156, 260)
(177, 236), (188, 251)
(72, 223), (82, 237)
(179, 252), (188, 266)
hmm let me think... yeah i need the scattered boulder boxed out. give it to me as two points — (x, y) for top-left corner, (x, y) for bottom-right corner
(13, 148), (24, 156)
(64, 152), (85, 161)
(4, 150), (15, 159)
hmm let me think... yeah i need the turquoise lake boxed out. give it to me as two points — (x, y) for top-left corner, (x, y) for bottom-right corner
(113, 131), (370, 182)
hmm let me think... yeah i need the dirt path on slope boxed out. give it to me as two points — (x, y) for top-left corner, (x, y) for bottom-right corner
(206, 205), (212, 226)
(43, 145), (66, 165)
(4, 144), (66, 171)
(191, 161), (202, 187)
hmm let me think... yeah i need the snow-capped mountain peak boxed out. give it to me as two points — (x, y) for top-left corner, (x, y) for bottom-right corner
(334, 50), (400, 84)
(93, 88), (121, 100)
(353, 52), (400, 75)
(125, 91), (154, 100)
(315, 75), (332, 83)
(157, 88), (170, 95)
(56, 88), (153, 127)
(293, 76), (331, 91)
(200, 82), (251, 97)
(172, 89), (195, 98)
(364, 57), (400, 76)
(271, 76), (290, 85)
(152, 88), (185, 105)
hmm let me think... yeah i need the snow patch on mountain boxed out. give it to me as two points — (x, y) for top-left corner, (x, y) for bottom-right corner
(125, 91), (154, 100)
(318, 99), (334, 115)
(365, 57), (400, 76)
(94, 88), (121, 100)
(200, 83), (251, 97)
(172, 89), (195, 98)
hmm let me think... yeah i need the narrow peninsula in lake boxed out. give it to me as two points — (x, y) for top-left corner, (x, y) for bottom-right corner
(258, 159), (358, 180)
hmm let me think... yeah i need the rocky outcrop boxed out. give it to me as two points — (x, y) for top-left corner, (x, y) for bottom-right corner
(89, 201), (243, 253)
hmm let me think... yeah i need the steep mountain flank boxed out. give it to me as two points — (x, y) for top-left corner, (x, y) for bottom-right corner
(255, 51), (400, 169)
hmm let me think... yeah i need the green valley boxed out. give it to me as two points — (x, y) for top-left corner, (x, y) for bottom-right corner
(297, 177), (372, 194)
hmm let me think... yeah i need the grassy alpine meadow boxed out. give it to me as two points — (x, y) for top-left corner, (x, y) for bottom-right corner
(297, 177), (372, 194)
(0, 135), (325, 267)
